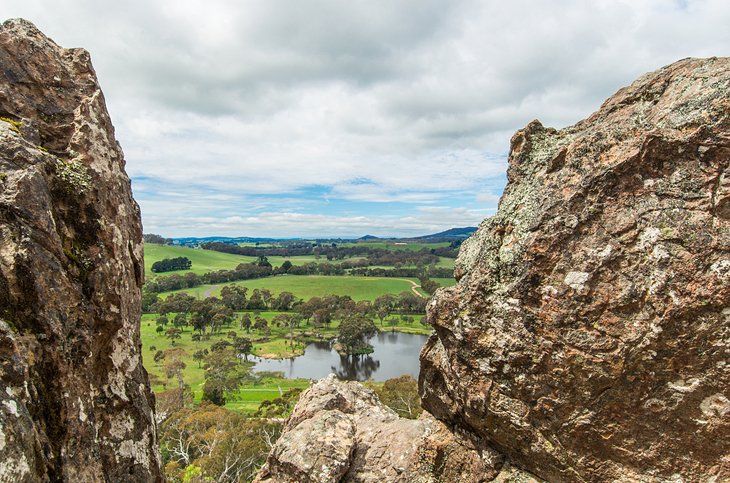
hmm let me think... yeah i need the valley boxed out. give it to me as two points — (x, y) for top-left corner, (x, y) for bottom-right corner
(139, 238), (457, 416)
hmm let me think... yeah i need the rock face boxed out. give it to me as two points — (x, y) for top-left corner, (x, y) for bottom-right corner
(421, 58), (730, 481)
(255, 374), (537, 483)
(0, 19), (161, 481)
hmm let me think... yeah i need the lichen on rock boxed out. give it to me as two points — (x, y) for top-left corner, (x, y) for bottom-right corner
(255, 374), (537, 483)
(421, 57), (730, 482)
(0, 18), (161, 482)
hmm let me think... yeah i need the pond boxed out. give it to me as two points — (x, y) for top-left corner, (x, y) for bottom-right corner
(251, 332), (430, 382)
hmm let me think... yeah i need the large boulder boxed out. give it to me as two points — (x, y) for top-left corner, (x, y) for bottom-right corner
(420, 57), (730, 481)
(0, 19), (162, 481)
(255, 374), (536, 483)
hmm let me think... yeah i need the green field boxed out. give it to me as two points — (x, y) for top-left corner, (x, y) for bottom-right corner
(144, 244), (256, 278)
(141, 309), (431, 412)
(158, 275), (427, 301)
(144, 244), (374, 278)
(432, 277), (456, 288)
(141, 311), (315, 411)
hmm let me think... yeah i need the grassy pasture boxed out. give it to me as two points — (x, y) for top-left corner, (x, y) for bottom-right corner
(140, 310), (431, 413)
(141, 311), (315, 411)
(158, 275), (425, 301)
(144, 244), (371, 278)
(144, 244), (256, 278)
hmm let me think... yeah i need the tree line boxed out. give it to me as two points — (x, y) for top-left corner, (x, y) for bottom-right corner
(143, 233), (173, 245)
(201, 240), (457, 263)
(144, 260), (275, 293)
(144, 258), (450, 294)
(146, 287), (431, 320)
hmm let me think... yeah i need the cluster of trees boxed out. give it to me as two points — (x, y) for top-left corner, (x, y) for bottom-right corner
(150, 256), (192, 273)
(159, 402), (281, 482)
(202, 240), (458, 264)
(144, 261), (274, 293)
(201, 242), (312, 257)
(147, 290), (430, 365)
(146, 283), (432, 320)
(143, 233), (173, 245)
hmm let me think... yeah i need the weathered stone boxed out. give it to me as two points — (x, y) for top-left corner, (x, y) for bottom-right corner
(420, 57), (730, 482)
(0, 19), (162, 481)
(255, 374), (525, 483)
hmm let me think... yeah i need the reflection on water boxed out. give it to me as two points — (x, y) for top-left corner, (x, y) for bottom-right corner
(252, 332), (428, 382)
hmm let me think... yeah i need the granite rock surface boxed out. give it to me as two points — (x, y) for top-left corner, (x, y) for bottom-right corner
(0, 18), (162, 482)
(421, 57), (730, 482)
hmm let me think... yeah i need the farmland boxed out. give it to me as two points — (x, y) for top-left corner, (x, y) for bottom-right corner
(140, 239), (458, 414)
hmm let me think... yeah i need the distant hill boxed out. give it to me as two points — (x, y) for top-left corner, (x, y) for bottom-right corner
(171, 236), (298, 246)
(166, 228), (476, 246)
(414, 227), (477, 240)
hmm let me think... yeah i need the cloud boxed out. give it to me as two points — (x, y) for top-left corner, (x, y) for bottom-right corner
(2, 0), (729, 236)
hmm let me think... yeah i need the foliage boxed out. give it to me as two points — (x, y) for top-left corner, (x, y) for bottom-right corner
(338, 315), (377, 354)
(160, 402), (281, 482)
(143, 233), (172, 245)
(373, 375), (422, 419)
(254, 388), (303, 418)
(151, 256), (193, 273)
(201, 347), (254, 405)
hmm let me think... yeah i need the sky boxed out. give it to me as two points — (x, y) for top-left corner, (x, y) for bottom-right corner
(2, 1), (729, 238)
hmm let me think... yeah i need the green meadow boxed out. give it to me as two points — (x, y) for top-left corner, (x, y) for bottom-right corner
(144, 244), (372, 278)
(144, 244), (256, 277)
(141, 240), (456, 413)
(158, 275), (431, 301)
(140, 310), (431, 413)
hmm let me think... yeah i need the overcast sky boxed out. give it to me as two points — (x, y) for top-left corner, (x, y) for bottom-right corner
(2, 1), (729, 237)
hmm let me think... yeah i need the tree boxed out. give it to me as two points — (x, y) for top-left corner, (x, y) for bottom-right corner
(141, 292), (160, 313)
(253, 316), (268, 333)
(221, 285), (248, 310)
(201, 347), (252, 405)
(190, 313), (207, 335)
(338, 315), (377, 355)
(151, 256), (192, 273)
(374, 294), (396, 326)
(375, 375), (422, 419)
(163, 348), (188, 390)
(312, 308), (331, 329)
(248, 289), (265, 310)
(273, 291), (295, 311)
(192, 349), (208, 368)
(234, 337), (253, 362)
(173, 312), (187, 329)
(166, 327), (182, 345)
(157, 315), (169, 327)
(419, 277), (440, 295)
(240, 314), (252, 333)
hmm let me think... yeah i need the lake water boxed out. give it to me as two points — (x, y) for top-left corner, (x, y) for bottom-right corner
(252, 332), (430, 382)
